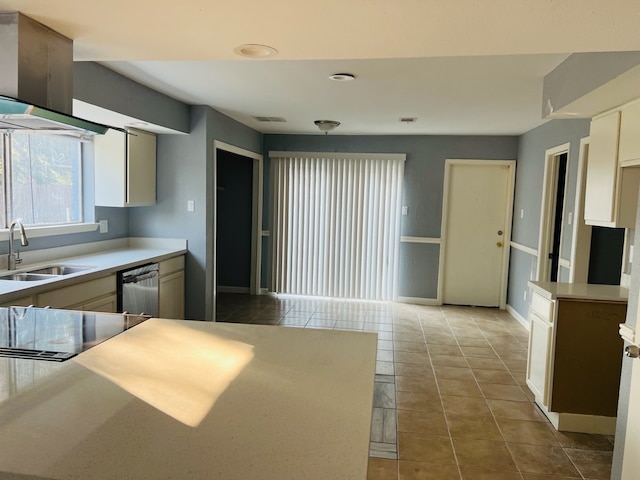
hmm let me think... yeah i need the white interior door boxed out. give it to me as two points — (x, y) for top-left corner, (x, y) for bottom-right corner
(441, 160), (515, 307)
(622, 358), (640, 479)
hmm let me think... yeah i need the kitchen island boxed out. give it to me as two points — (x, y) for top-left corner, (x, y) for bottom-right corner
(0, 317), (377, 479)
(526, 281), (628, 434)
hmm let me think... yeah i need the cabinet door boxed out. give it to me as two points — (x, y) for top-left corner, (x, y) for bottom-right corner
(619, 101), (640, 165)
(0, 296), (34, 307)
(126, 128), (156, 206)
(83, 294), (118, 313)
(584, 111), (621, 225)
(527, 313), (554, 407)
(94, 128), (127, 207)
(159, 270), (184, 319)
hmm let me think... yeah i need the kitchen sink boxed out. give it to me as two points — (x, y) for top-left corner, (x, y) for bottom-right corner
(26, 265), (94, 276)
(0, 273), (58, 282)
(0, 265), (95, 281)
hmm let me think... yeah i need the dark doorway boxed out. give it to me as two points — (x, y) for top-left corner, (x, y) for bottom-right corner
(588, 226), (625, 285)
(549, 153), (568, 282)
(216, 150), (253, 291)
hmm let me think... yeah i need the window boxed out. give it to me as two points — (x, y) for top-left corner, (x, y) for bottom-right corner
(0, 133), (83, 227)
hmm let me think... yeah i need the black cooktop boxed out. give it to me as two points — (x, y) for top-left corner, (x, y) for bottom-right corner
(0, 307), (148, 361)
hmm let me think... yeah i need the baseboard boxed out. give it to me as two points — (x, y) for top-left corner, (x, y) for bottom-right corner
(537, 402), (617, 435)
(506, 304), (529, 331)
(217, 286), (250, 294)
(396, 296), (441, 306)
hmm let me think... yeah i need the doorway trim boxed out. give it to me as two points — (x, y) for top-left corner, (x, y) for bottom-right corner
(213, 140), (263, 296)
(569, 137), (592, 283)
(437, 159), (516, 309)
(536, 143), (571, 282)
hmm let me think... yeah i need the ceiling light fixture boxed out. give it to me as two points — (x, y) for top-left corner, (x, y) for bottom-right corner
(314, 120), (340, 134)
(329, 73), (356, 81)
(233, 44), (278, 58)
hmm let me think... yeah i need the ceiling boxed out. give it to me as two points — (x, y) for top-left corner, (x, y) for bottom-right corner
(1, 0), (639, 135)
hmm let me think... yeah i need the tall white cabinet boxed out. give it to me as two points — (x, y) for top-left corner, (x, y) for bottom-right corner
(94, 128), (157, 207)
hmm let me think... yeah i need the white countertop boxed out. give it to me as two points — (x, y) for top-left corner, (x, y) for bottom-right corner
(0, 238), (187, 302)
(0, 319), (377, 480)
(528, 281), (629, 303)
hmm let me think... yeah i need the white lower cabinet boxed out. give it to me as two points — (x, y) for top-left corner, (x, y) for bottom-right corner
(158, 256), (185, 319)
(36, 275), (117, 312)
(527, 312), (553, 407)
(0, 296), (34, 307)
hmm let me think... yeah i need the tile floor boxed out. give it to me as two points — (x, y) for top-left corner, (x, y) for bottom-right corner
(217, 293), (615, 480)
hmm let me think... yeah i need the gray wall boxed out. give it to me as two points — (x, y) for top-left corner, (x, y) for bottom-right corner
(507, 119), (590, 319)
(263, 134), (519, 299)
(129, 106), (262, 320)
(74, 62), (190, 133)
(543, 52), (640, 118)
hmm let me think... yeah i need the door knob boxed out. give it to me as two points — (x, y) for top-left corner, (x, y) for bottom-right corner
(496, 242), (503, 248)
(625, 345), (640, 358)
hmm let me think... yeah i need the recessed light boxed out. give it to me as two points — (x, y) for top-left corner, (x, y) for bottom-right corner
(329, 73), (356, 81)
(233, 44), (278, 58)
(400, 117), (418, 123)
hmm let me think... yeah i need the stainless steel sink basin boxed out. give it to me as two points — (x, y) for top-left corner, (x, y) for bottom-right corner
(0, 273), (57, 282)
(27, 265), (94, 276)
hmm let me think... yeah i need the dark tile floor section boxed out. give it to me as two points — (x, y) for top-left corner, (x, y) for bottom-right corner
(217, 293), (615, 480)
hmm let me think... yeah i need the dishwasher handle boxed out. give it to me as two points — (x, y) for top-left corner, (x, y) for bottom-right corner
(122, 271), (158, 284)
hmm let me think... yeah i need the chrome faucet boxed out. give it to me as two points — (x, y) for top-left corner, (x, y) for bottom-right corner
(8, 220), (29, 270)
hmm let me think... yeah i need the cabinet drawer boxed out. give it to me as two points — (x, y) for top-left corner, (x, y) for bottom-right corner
(37, 275), (117, 308)
(530, 292), (553, 322)
(159, 256), (185, 276)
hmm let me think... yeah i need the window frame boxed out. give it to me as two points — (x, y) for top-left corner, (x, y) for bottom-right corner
(1, 132), (86, 229)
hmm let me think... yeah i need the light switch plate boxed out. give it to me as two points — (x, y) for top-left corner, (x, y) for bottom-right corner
(99, 220), (108, 233)
(401, 206), (408, 215)
(187, 200), (195, 212)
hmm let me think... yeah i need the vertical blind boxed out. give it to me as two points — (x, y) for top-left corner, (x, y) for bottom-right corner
(270, 152), (405, 300)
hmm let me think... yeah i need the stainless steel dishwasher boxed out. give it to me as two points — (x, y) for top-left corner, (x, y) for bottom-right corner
(117, 263), (159, 316)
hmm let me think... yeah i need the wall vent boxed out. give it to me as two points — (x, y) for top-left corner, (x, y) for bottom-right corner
(254, 116), (287, 122)
(400, 117), (418, 123)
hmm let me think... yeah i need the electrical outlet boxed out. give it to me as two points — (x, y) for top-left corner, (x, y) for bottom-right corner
(99, 220), (108, 233)
(520, 208), (524, 219)
(523, 290), (527, 302)
(401, 206), (408, 215)
(187, 200), (195, 212)
(567, 212), (573, 225)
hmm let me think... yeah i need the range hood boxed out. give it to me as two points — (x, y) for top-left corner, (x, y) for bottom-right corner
(0, 12), (111, 136)
(0, 95), (110, 135)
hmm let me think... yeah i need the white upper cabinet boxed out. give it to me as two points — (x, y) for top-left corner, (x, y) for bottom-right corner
(584, 108), (640, 228)
(619, 100), (640, 166)
(94, 128), (157, 207)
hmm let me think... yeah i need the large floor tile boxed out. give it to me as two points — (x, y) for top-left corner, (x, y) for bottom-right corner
(479, 383), (529, 402)
(496, 418), (560, 446)
(459, 467), (524, 480)
(452, 438), (518, 471)
(396, 375), (438, 394)
(437, 378), (483, 398)
(447, 414), (503, 441)
(441, 395), (492, 417)
(486, 399), (547, 422)
(507, 443), (580, 477)
(395, 362), (434, 378)
(398, 432), (456, 464)
(563, 448), (613, 480)
(397, 409), (449, 436)
(433, 365), (475, 382)
(398, 460), (461, 479)
(396, 391), (444, 413)
(430, 355), (469, 368)
(368, 458), (399, 480)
